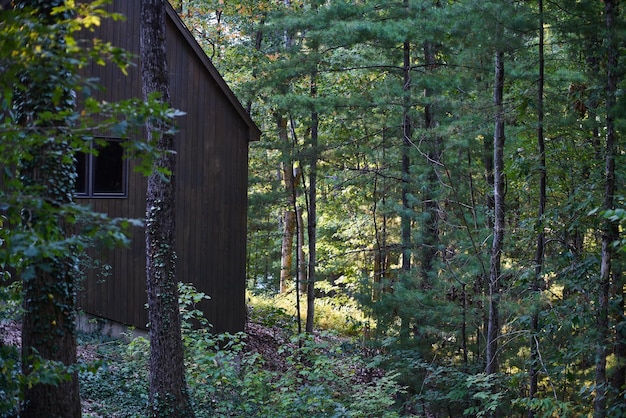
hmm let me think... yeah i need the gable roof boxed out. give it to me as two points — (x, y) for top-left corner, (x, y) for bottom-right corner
(0, 0), (261, 142)
(164, 4), (261, 142)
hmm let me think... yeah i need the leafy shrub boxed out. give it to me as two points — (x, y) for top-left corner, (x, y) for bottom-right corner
(0, 345), (20, 416)
(183, 330), (404, 417)
(0, 281), (21, 322)
(184, 284), (404, 417)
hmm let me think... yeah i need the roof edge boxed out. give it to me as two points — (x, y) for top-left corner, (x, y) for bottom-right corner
(165, 4), (261, 142)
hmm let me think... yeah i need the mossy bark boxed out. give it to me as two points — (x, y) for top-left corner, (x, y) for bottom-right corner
(14, 1), (81, 416)
(140, 0), (194, 416)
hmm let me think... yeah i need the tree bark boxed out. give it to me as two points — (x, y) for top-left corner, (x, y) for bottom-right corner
(15, 1), (81, 416)
(140, 0), (194, 416)
(486, 48), (505, 376)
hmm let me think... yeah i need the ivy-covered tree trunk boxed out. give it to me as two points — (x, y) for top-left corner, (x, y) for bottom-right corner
(13, 1), (81, 416)
(140, 0), (194, 416)
(20, 148), (81, 418)
(486, 47), (505, 376)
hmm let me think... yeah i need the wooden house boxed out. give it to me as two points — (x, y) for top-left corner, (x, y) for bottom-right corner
(74, 0), (260, 333)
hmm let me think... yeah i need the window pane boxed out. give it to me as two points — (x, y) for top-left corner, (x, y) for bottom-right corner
(93, 141), (125, 194)
(74, 151), (87, 195)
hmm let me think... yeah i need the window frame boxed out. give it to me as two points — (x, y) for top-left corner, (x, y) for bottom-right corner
(75, 137), (128, 199)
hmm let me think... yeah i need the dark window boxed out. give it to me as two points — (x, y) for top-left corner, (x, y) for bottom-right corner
(75, 139), (127, 198)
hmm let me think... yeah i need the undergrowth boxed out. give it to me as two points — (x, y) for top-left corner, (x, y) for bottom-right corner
(247, 290), (371, 336)
(78, 284), (405, 417)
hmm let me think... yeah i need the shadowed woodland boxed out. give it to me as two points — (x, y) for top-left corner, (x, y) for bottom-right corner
(2, 0), (626, 417)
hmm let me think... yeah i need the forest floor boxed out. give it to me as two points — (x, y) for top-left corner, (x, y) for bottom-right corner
(1, 316), (382, 416)
(1, 317), (295, 370)
(1, 317), (292, 414)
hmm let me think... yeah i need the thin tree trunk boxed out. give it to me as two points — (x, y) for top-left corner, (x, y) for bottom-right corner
(461, 282), (468, 364)
(293, 175), (303, 336)
(280, 206), (296, 293)
(305, 68), (318, 333)
(279, 115), (297, 293)
(140, 1), (194, 416)
(373, 126), (390, 302)
(372, 162), (388, 302)
(277, 0), (295, 295)
(421, 39), (441, 289)
(595, 1), (619, 416)
(481, 75), (495, 368)
(401, 42), (412, 275)
(529, 1), (546, 414)
(399, 22), (412, 340)
(486, 48), (505, 376)
(297, 206), (306, 294)
(16, 1), (81, 416)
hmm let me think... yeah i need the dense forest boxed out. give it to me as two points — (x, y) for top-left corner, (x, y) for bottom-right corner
(173, 0), (626, 416)
(1, 0), (625, 416)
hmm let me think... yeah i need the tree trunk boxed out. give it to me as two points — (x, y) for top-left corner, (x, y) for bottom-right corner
(421, 39), (441, 289)
(279, 116), (297, 294)
(595, 1), (619, 416)
(140, 0), (194, 416)
(399, 23), (413, 340)
(400, 43), (412, 277)
(280, 207), (296, 293)
(373, 165), (388, 302)
(21, 187), (81, 418)
(481, 79), (495, 368)
(486, 48), (505, 376)
(15, 1), (81, 416)
(297, 205), (307, 294)
(305, 68), (318, 333)
(529, 1), (546, 414)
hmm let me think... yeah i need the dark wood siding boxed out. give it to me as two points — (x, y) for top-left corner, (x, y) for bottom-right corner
(77, 0), (258, 333)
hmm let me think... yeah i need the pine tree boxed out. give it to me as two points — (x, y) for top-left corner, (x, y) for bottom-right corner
(181, 0), (626, 413)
